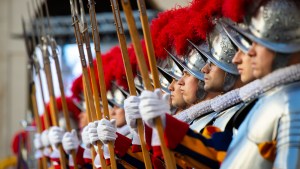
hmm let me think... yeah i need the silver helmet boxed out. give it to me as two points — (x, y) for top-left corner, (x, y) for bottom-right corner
(157, 66), (173, 83)
(232, 0), (300, 53)
(134, 69), (156, 94)
(72, 98), (85, 112)
(157, 56), (183, 81)
(107, 82), (128, 108)
(157, 67), (171, 93)
(134, 76), (144, 95)
(166, 48), (207, 101)
(221, 20), (252, 54)
(195, 23), (239, 75)
(156, 57), (184, 93)
(166, 48), (206, 81)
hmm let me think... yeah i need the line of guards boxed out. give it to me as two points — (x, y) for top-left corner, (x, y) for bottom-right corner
(15, 0), (300, 168)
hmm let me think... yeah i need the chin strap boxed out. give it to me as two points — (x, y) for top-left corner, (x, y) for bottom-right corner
(272, 53), (291, 71)
(223, 72), (238, 92)
(196, 80), (207, 101)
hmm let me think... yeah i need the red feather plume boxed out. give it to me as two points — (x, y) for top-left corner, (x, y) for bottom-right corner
(168, 0), (223, 56)
(92, 50), (115, 92)
(70, 75), (83, 101)
(222, 0), (246, 22)
(150, 9), (177, 59)
(45, 97), (81, 126)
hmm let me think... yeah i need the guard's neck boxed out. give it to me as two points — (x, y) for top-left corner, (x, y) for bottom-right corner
(288, 52), (300, 65)
(204, 91), (219, 101)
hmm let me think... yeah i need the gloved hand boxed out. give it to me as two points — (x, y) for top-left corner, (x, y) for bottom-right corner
(48, 126), (64, 149)
(124, 96), (141, 132)
(151, 129), (161, 146)
(41, 130), (50, 147)
(81, 126), (91, 148)
(93, 144), (100, 154)
(131, 130), (141, 145)
(88, 121), (100, 145)
(93, 146), (111, 167)
(103, 144), (110, 159)
(97, 119), (117, 144)
(62, 129), (80, 154)
(41, 130), (51, 156)
(33, 133), (43, 159)
(33, 133), (43, 149)
(139, 89), (170, 128)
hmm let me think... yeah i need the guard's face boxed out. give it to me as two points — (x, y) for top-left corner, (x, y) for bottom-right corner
(109, 106), (126, 128)
(248, 42), (275, 78)
(79, 112), (88, 130)
(168, 79), (187, 108)
(201, 61), (226, 92)
(177, 70), (199, 104)
(232, 49), (255, 83)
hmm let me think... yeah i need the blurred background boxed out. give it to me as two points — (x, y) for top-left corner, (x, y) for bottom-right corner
(0, 0), (189, 168)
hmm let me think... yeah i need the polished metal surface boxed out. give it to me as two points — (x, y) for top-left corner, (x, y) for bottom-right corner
(212, 102), (244, 131)
(156, 58), (176, 93)
(189, 112), (217, 133)
(107, 84), (127, 108)
(231, 0), (300, 53)
(157, 68), (171, 93)
(160, 56), (183, 81)
(157, 58), (182, 86)
(221, 81), (300, 169)
(167, 48), (205, 80)
(221, 20), (252, 54)
(196, 24), (239, 75)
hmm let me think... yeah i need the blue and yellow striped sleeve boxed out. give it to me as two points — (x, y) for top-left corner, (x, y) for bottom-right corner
(164, 114), (233, 169)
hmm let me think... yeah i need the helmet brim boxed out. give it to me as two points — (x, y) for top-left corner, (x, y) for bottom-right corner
(228, 20), (300, 54)
(190, 40), (239, 75)
(166, 49), (205, 81)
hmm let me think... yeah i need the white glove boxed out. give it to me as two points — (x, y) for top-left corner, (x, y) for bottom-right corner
(93, 144), (100, 154)
(124, 96), (141, 132)
(151, 129), (161, 146)
(139, 89), (170, 128)
(41, 130), (50, 147)
(93, 146), (110, 167)
(48, 126), (64, 149)
(81, 126), (91, 148)
(62, 129), (80, 154)
(88, 121), (100, 144)
(93, 154), (102, 168)
(43, 147), (51, 157)
(33, 133), (43, 149)
(97, 119), (117, 144)
(131, 130), (141, 145)
(33, 133), (43, 159)
(103, 144), (110, 159)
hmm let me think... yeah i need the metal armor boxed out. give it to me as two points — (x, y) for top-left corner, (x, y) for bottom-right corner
(221, 81), (300, 169)
(212, 102), (245, 132)
(231, 0), (300, 54)
(190, 103), (244, 133)
(190, 112), (217, 133)
(190, 102), (245, 133)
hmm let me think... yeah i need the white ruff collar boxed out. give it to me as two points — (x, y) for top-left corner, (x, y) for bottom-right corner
(211, 89), (241, 112)
(175, 64), (300, 123)
(117, 125), (131, 137)
(240, 63), (300, 102)
(174, 100), (212, 123)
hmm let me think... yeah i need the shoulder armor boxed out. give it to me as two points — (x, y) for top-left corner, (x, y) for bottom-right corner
(248, 81), (300, 143)
(190, 112), (217, 133)
(212, 102), (244, 131)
